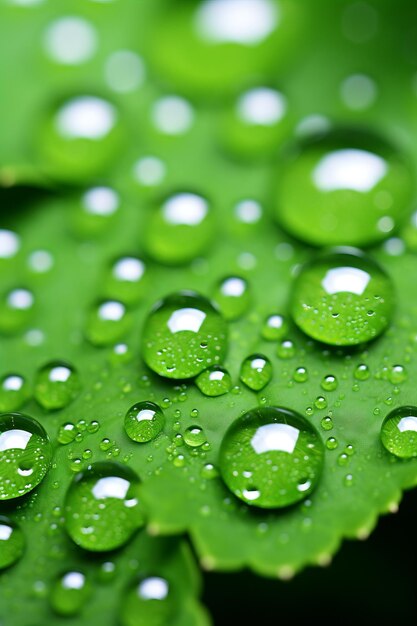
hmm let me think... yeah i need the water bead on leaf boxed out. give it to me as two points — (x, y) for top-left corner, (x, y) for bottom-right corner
(381, 406), (417, 459)
(85, 300), (131, 346)
(34, 361), (80, 410)
(124, 401), (165, 443)
(261, 313), (288, 340)
(240, 354), (272, 391)
(221, 86), (291, 158)
(212, 276), (250, 321)
(275, 129), (414, 247)
(145, 192), (214, 265)
(104, 256), (147, 305)
(38, 95), (124, 183)
(0, 288), (34, 334)
(195, 366), (232, 396)
(120, 575), (175, 626)
(0, 412), (53, 500)
(219, 406), (324, 508)
(64, 462), (145, 551)
(142, 291), (228, 379)
(291, 248), (394, 346)
(50, 571), (91, 616)
(184, 426), (206, 448)
(0, 374), (29, 412)
(0, 516), (25, 570)
(71, 187), (120, 238)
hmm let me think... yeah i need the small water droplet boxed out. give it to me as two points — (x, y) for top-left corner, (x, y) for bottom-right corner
(124, 402), (165, 443)
(35, 361), (80, 410)
(0, 516), (25, 570)
(195, 366), (232, 396)
(212, 276), (250, 321)
(239, 354), (272, 391)
(381, 406), (417, 458)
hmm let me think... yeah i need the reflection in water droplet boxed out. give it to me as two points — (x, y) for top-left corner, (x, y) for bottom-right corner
(381, 406), (417, 458)
(219, 406), (324, 508)
(64, 462), (145, 551)
(104, 256), (147, 305)
(124, 402), (165, 443)
(133, 156), (166, 188)
(0, 288), (35, 334)
(340, 74), (377, 111)
(261, 313), (288, 340)
(44, 16), (97, 66)
(56, 97), (117, 140)
(291, 248), (394, 346)
(0, 412), (52, 500)
(240, 354), (272, 391)
(184, 425), (206, 447)
(142, 291), (228, 379)
(35, 361), (80, 410)
(0, 516), (25, 570)
(237, 87), (286, 125)
(195, 366), (232, 396)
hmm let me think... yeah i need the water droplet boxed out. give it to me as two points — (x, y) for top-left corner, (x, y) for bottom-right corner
(0, 288), (34, 334)
(212, 276), (250, 321)
(39, 96), (123, 183)
(0, 516), (25, 570)
(105, 50), (146, 93)
(133, 156), (166, 189)
(291, 248), (394, 346)
(219, 406), (324, 508)
(321, 375), (338, 391)
(72, 186), (120, 237)
(234, 199), (263, 224)
(0, 374), (29, 412)
(58, 422), (77, 445)
(64, 462), (145, 551)
(142, 291), (228, 379)
(389, 364), (407, 384)
(314, 396), (327, 410)
(277, 339), (295, 359)
(104, 256), (147, 305)
(354, 363), (370, 380)
(0, 230), (20, 259)
(50, 570), (91, 616)
(34, 361), (80, 411)
(145, 193), (213, 265)
(43, 16), (97, 66)
(182, 426), (205, 448)
(195, 366), (232, 396)
(326, 436), (338, 450)
(124, 402), (165, 443)
(275, 130), (413, 246)
(293, 366), (308, 383)
(0, 412), (53, 500)
(381, 406), (417, 459)
(261, 313), (288, 341)
(340, 74), (377, 111)
(222, 86), (289, 157)
(201, 463), (219, 479)
(85, 300), (131, 346)
(120, 575), (175, 626)
(240, 354), (272, 391)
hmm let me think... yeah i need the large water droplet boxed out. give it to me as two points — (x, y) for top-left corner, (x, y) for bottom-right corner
(195, 365), (232, 396)
(145, 193), (214, 265)
(120, 575), (175, 626)
(240, 354), (272, 391)
(142, 291), (228, 379)
(50, 570), (91, 616)
(0, 412), (53, 500)
(35, 361), (80, 410)
(291, 248), (394, 346)
(64, 462), (145, 551)
(219, 406), (324, 508)
(0, 374), (29, 412)
(275, 130), (414, 246)
(124, 402), (165, 443)
(0, 516), (25, 570)
(381, 406), (417, 459)
(212, 276), (250, 321)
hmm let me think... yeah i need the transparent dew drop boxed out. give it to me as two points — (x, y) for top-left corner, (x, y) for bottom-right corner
(145, 192), (214, 265)
(85, 299), (131, 346)
(0, 516), (25, 570)
(50, 570), (91, 616)
(261, 313), (288, 341)
(291, 248), (394, 346)
(212, 275), (250, 321)
(184, 425), (206, 448)
(64, 462), (145, 551)
(34, 361), (80, 410)
(104, 256), (147, 305)
(142, 290), (228, 379)
(0, 412), (53, 500)
(0, 287), (35, 334)
(219, 406), (324, 508)
(58, 422), (77, 445)
(293, 366), (308, 383)
(321, 374), (338, 391)
(120, 575), (175, 626)
(195, 366), (232, 396)
(39, 95), (123, 183)
(0, 374), (29, 412)
(152, 95), (194, 135)
(389, 364), (407, 384)
(354, 363), (370, 380)
(72, 186), (120, 237)
(43, 16), (98, 66)
(381, 406), (417, 459)
(274, 129), (414, 247)
(105, 50), (146, 94)
(321, 416), (333, 431)
(240, 354), (272, 391)
(0, 230), (20, 260)
(124, 401), (165, 443)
